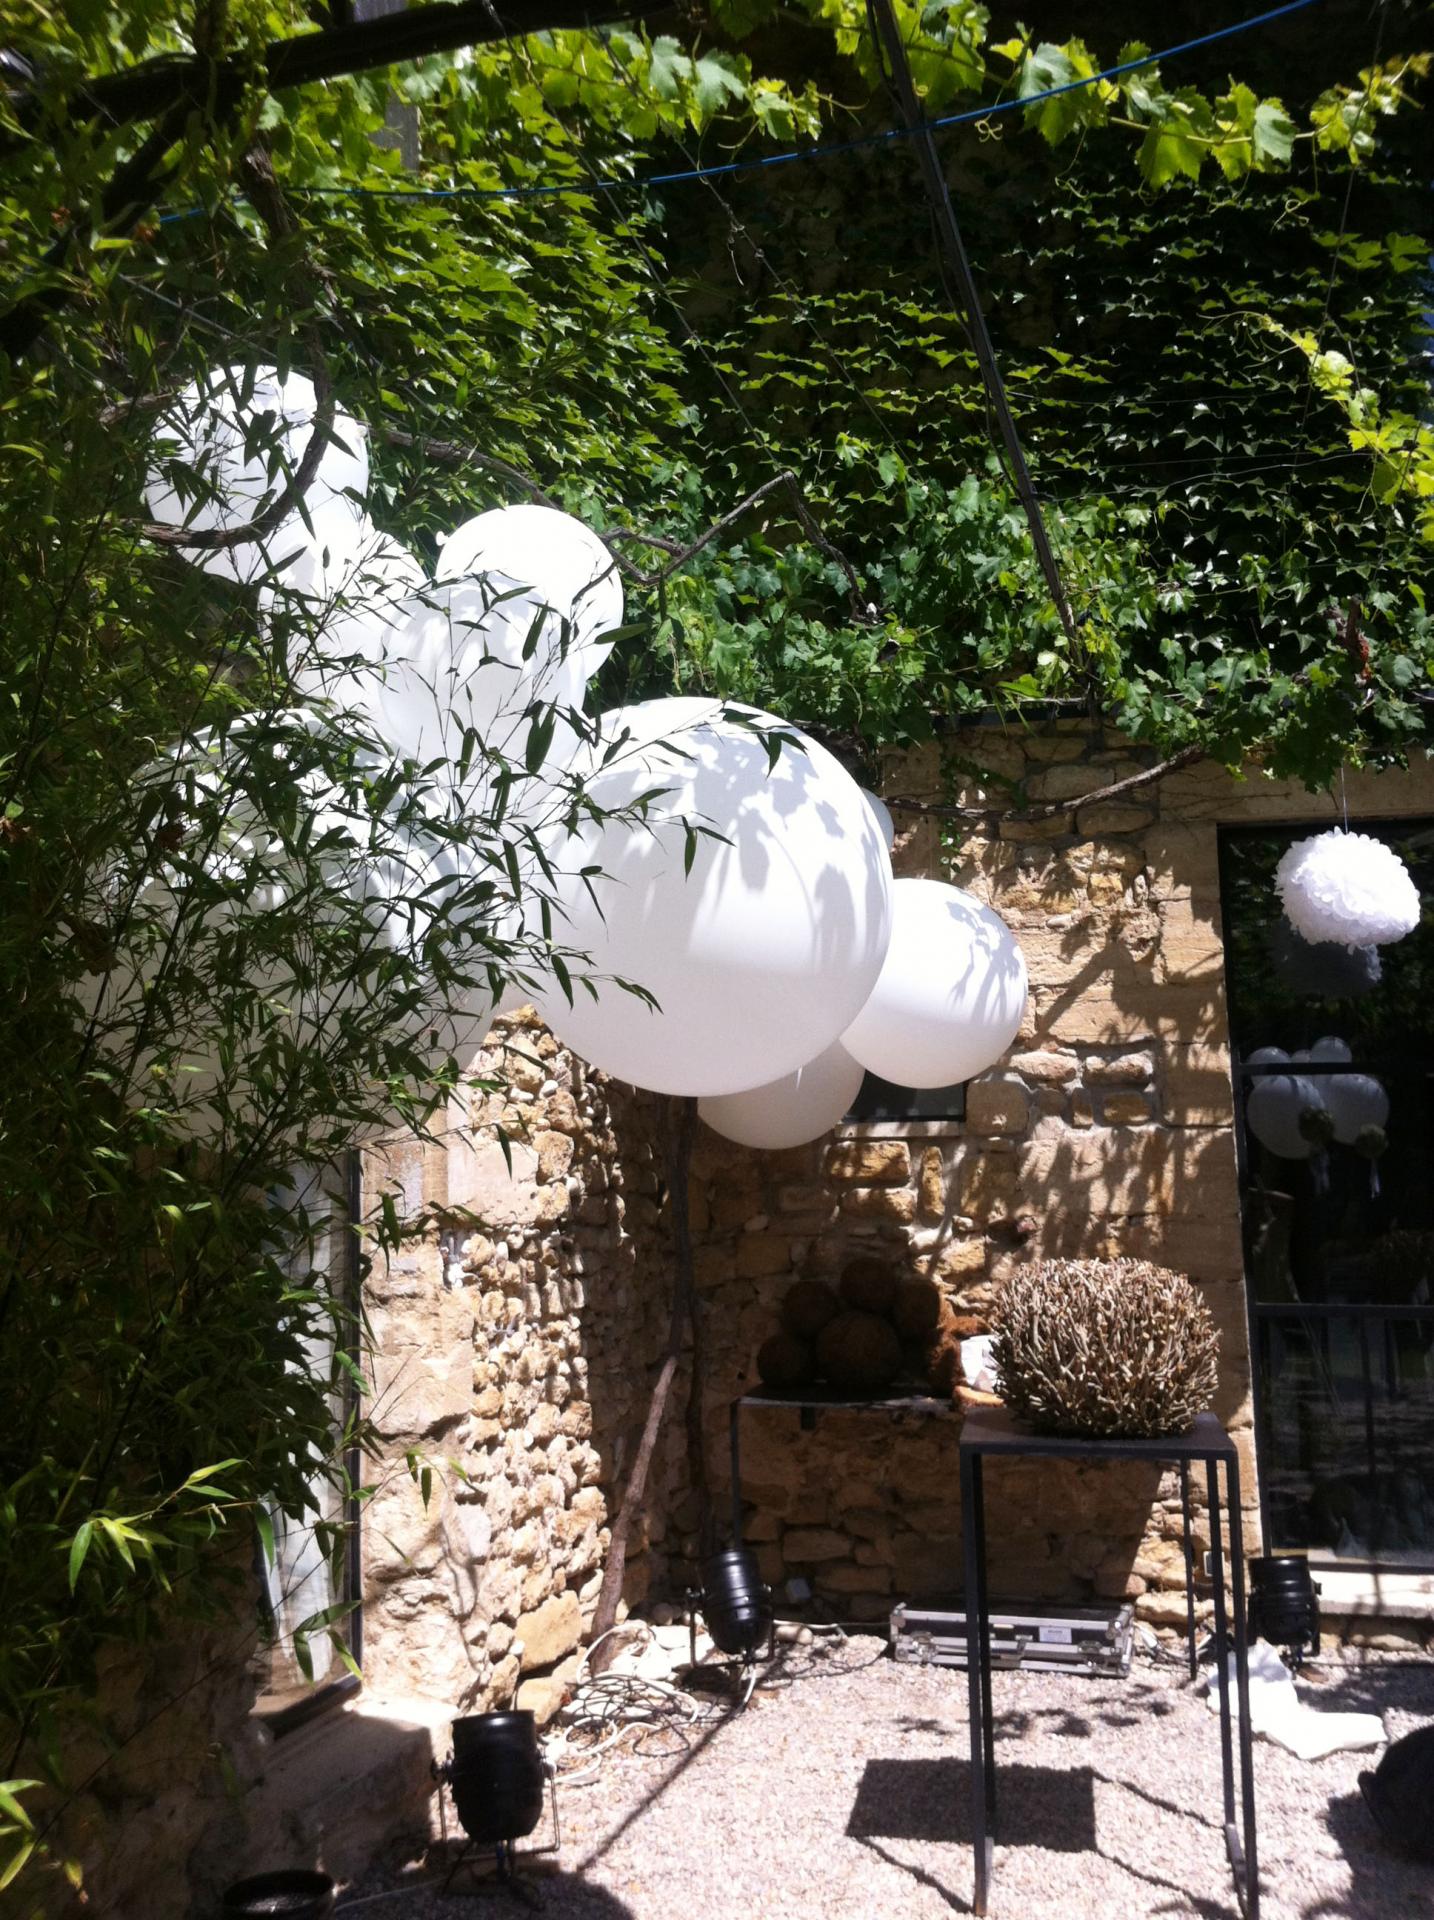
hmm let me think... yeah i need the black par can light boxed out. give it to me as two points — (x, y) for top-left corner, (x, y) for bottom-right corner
(432, 1709), (560, 1899)
(686, 1544), (777, 1689)
(221, 1870), (335, 1918)
(1247, 1554), (1320, 1664)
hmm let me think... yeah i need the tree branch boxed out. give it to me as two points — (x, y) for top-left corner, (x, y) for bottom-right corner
(140, 144), (338, 554)
(886, 743), (1204, 823)
(380, 427), (873, 618)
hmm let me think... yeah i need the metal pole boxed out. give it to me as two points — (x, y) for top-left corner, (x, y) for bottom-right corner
(863, 0), (1080, 647)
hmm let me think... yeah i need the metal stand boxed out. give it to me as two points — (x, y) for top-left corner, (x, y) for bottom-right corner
(959, 1408), (1258, 1918)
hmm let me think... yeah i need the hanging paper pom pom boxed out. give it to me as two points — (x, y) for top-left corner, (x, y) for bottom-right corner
(1275, 830), (1421, 951)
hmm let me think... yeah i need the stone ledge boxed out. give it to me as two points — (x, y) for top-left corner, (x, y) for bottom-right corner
(235, 1691), (452, 1884)
(1315, 1568), (1434, 1624)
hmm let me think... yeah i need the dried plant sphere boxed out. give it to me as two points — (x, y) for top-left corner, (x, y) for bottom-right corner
(815, 1310), (902, 1393)
(893, 1275), (944, 1339)
(839, 1255), (899, 1317)
(780, 1278), (841, 1342)
(992, 1258), (1220, 1438)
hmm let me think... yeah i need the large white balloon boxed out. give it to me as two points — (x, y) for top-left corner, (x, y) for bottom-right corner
(532, 699), (893, 1097)
(840, 878), (1027, 1089)
(698, 1040), (865, 1150)
(387, 572), (590, 763)
(1322, 1072), (1390, 1145)
(1245, 1074), (1327, 1160)
(282, 531), (424, 707)
(145, 366), (369, 587)
(437, 504), (623, 677)
(860, 788), (896, 853)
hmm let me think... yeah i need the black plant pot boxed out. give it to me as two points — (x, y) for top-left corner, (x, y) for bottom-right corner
(221, 1868), (335, 1919)
(445, 1710), (546, 1847)
(702, 1546), (773, 1658)
(1248, 1554), (1320, 1652)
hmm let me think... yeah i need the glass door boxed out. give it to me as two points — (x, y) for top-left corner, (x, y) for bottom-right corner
(1220, 820), (1434, 1572)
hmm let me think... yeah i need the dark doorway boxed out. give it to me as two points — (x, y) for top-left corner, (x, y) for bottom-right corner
(1220, 820), (1434, 1573)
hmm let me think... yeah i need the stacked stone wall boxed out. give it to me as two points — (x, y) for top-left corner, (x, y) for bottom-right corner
(359, 1025), (681, 1717)
(361, 724), (1434, 1674)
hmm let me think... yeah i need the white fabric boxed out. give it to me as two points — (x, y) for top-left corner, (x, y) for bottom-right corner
(1203, 1642), (1385, 1760)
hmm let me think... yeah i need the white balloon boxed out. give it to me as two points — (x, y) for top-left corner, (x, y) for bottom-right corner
(860, 788), (896, 853)
(367, 574), (579, 767)
(698, 1041), (865, 1150)
(437, 504), (623, 678)
(145, 366), (369, 587)
(1309, 1035), (1353, 1064)
(1245, 1074), (1327, 1160)
(532, 698), (893, 1097)
(840, 878), (1027, 1089)
(79, 716), (494, 1141)
(281, 531), (425, 707)
(1322, 1072), (1390, 1145)
(1246, 1046), (1290, 1066)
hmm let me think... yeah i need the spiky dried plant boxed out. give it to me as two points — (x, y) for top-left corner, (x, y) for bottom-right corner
(992, 1258), (1220, 1438)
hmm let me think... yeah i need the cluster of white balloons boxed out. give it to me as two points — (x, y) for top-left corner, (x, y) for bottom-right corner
(1245, 1037), (1389, 1161)
(139, 365), (1031, 1151)
(1275, 829), (1421, 950)
(520, 701), (1028, 1143)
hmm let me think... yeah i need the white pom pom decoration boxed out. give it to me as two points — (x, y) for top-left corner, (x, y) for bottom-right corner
(1275, 830), (1420, 950)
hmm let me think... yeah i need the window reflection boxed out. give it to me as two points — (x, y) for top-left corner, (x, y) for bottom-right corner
(1222, 820), (1434, 1569)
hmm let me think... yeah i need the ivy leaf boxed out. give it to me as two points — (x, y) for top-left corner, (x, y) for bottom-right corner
(646, 38), (691, 103)
(1139, 119), (1206, 188)
(1252, 101), (1296, 167)
(692, 53), (746, 125)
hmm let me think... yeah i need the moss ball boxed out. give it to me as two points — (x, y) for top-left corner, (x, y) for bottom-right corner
(839, 1255), (899, 1317)
(780, 1278), (841, 1341)
(893, 1276), (944, 1340)
(816, 1310), (902, 1392)
(757, 1332), (814, 1390)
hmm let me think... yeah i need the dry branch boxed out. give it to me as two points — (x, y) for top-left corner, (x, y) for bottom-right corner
(586, 1095), (701, 1674)
(885, 742), (1203, 824)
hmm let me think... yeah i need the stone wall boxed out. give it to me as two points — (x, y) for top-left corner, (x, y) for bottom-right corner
(675, 723), (1434, 1631)
(360, 722), (1434, 1672)
(359, 1017), (682, 1718)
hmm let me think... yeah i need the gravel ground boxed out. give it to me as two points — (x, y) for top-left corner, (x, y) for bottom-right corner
(343, 1637), (1433, 1920)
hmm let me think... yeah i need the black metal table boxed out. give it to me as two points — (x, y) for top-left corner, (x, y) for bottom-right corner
(959, 1406), (1258, 1917)
(728, 1385), (957, 1542)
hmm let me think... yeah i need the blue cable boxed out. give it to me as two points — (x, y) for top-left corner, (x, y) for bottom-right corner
(158, 0), (1326, 223)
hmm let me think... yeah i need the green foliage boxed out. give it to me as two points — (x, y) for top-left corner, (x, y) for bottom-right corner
(0, 0), (1431, 1903)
